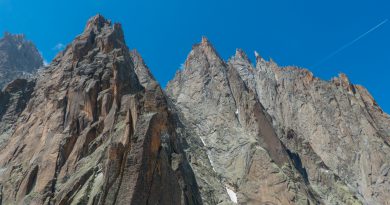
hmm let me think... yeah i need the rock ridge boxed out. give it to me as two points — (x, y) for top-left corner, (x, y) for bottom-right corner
(0, 15), (389, 205)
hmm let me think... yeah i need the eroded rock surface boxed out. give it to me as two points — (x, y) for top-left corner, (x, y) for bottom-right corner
(0, 15), (389, 205)
(0, 32), (43, 89)
(228, 50), (389, 205)
(167, 37), (320, 205)
(167, 38), (390, 205)
(0, 15), (201, 205)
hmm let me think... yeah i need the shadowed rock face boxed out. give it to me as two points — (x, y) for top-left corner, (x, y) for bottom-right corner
(0, 79), (35, 146)
(0, 32), (43, 89)
(0, 15), (202, 205)
(0, 15), (389, 205)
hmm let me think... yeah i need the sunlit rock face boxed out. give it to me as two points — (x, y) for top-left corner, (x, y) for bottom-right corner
(167, 38), (319, 205)
(236, 54), (390, 205)
(167, 38), (390, 205)
(0, 14), (389, 205)
(0, 15), (201, 205)
(0, 32), (43, 89)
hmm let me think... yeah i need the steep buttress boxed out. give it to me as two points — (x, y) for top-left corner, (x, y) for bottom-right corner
(0, 15), (202, 205)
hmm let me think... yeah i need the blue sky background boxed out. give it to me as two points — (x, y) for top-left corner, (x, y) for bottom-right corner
(0, 0), (389, 112)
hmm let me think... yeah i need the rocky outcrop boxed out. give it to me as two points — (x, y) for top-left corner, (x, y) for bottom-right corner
(232, 53), (390, 204)
(227, 51), (390, 205)
(0, 14), (389, 205)
(167, 37), (320, 205)
(0, 15), (201, 205)
(167, 38), (390, 205)
(0, 32), (43, 89)
(0, 79), (35, 145)
(130, 49), (157, 89)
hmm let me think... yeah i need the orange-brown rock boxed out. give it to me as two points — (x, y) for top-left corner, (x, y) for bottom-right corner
(0, 15), (202, 205)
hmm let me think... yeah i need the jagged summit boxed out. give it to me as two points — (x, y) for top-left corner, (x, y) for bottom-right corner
(197, 36), (216, 51)
(254, 50), (267, 64)
(0, 15), (201, 205)
(168, 32), (390, 205)
(2, 32), (26, 42)
(200, 36), (209, 45)
(184, 36), (225, 69)
(0, 32), (43, 88)
(0, 14), (389, 205)
(85, 14), (112, 31)
(61, 14), (127, 63)
(232, 48), (252, 64)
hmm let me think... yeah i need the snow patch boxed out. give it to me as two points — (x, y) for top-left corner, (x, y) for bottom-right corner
(199, 136), (206, 146)
(207, 151), (216, 172)
(225, 186), (238, 203)
(235, 109), (239, 115)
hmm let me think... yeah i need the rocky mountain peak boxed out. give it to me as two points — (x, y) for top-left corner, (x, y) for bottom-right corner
(335, 73), (351, 84)
(200, 36), (210, 45)
(0, 32), (43, 88)
(2, 32), (26, 44)
(184, 36), (224, 69)
(330, 73), (357, 94)
(254, 50), (267, 67)
(228, 49), (256, 90)
(232, 48), (251, 64)
(0, 14), (389, 205)
(254, 51), (277, 73)
(0, 15), (201, 205)
(0, 32), (43, 70)
(85, 14), (112, 31)
(68, 14), (126, 62)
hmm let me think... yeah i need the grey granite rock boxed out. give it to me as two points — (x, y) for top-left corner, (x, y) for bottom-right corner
(167, 38), (389, 205)
(0, 32), (43, 89)
(229, 50), (389, 205)
(167, 37), (321, 205)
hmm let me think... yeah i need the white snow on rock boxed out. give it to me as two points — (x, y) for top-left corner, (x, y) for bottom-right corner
(207, 150), (216, 172)
(199, 136), (206, 146)
(225, 186), (238, 203)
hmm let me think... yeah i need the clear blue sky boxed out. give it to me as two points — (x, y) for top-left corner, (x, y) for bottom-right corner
(0, 0), (389, 112)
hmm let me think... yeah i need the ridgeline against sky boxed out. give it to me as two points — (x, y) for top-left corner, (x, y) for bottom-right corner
(0, 15), (389, 204)
(0, 0), (388, 112)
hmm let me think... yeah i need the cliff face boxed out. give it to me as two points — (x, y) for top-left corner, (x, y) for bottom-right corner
(0, 33), (43, 89)
(166, 38), (320, 205)
(238, 55), (390, 205)
(0, 15), (201, 205)
(167, 38), (390, 204)
(0, 14), (389, 205)
(167, 39), (390, 204)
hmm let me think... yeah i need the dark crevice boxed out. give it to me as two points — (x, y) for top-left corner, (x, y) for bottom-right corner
(286, 148), (309, 184)
(287, 129), (296, 140)
(61, 94), (68, 126)
(25, 165), (39, 195)
(0, 92), (10, 119)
